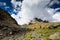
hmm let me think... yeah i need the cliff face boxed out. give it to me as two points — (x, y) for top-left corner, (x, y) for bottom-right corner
(0, 8), (20, 39)
(0, 8), (19, 28)
(0, 8), (31, 40)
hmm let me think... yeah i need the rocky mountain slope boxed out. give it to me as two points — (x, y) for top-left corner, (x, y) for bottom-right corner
(0, 8), (60, 40)
(22, 18), (60, 40)
(0, 8), (19, 28)
(0, 8), (20, 39)
(0, 8), (31, 40)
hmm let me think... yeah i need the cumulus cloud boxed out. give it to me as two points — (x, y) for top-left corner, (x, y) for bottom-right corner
(11, 0), (22, 12)
(11, 0), (60, 25)
(53, 12), (60, 22)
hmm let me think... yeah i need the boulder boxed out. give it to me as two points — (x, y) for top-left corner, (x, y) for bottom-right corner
(49, 32), (60, 40)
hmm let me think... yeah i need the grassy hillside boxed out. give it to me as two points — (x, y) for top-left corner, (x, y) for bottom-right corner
(27, 20), (60, 29)
(0, 8), (60, 40)
(21, 20), (60, 40)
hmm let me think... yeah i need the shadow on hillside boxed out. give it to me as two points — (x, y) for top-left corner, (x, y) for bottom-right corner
(0, 25), (32, 40)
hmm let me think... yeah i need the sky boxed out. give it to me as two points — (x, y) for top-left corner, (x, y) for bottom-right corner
(0, 0), (60, 25)
(0, 0), (23, 15)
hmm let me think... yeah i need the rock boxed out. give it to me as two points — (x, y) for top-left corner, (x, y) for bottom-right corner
(49, 32), (60, 40)
(20, 25), (28, 28)
(0, 8), (20, 39)
(35, 18), (43, 22)
(43, 20), (49, 23)
(30, 32), (45, 40)
(34, 18), (49, 23)
(9, 32), (13, 35)
(29, 22), (32, 25)
(48, 24), (60, 29)
(0, 8), (19, 28)
(0, 33), (3, 36)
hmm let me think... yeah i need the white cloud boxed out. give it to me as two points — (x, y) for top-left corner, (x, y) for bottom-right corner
(11, 0), (60, 25)
(53, 12), (60, 22)
(11, 0), (21, 12)
(11, 0), (21, 8)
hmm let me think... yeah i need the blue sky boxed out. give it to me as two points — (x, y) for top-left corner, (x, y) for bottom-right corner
(0, 0), (60, 15)
(0, 0), (60, 25)
(0, 0), (13, 13)
(0, 0), (23, 15)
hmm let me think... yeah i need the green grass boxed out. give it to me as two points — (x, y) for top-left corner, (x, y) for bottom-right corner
(22, 26), (60, 40)
(20, 21), (60, 40)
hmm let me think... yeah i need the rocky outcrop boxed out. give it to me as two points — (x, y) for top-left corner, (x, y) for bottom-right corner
(0, 8), (32, 40)
(35, 18), (49, 23)
(0, 8), (19, 28)
(0, 8), (20, 39)
(49, 32), (60, 40)
(48, 24), (60, 29)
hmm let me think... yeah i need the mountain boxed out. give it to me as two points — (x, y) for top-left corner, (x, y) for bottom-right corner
(0, 8), (19, 28)
(0, 8), (21, 39)
(0, 8), (60, 40)
(23, 19), (60, 40)
(0, 8), (32, 40)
